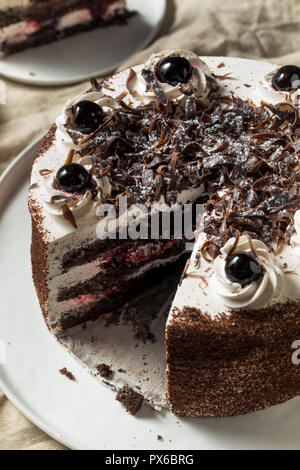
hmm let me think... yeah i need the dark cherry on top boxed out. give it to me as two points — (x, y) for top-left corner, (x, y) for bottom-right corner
(272, 65), (300, 92)
(157, 56), (193, 87)
(72, 100), (105, 134)
(225, 253), (262, 287)
(56, 163), (90, 193)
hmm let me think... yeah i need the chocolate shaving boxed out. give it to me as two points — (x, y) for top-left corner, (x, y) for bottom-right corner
(60, 91), (299, 252)
(226, 231), (241, 259)
(200, 241), (214, 262)
(126, 68), (137, 95)
(29, 182), (39, 190)
(212, 72), (235, 80)
(117, 91), (128, 101)
(185, 95), (197, 120)
(90, 77), (102, 92)
(50, 195), (69, 204)
(65, 149), (75, 165)
(179, 79), (194, 97)
(247, 235), (258, 259)
(142, 69), (167, 105)
(39, 169), (53, 176)
(61, 204), (78, 229)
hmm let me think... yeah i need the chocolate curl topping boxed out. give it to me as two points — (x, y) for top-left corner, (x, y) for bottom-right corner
(226, 231), (241, 260)
(62, 88), (299, 252)
(90, 77), (102, 92)
(185, 95), (197, 120)
(142, 69), (167, 105)
(65, 149), (75, 165)
(39, 169), (53, 176)
(61, 204), (78, 229)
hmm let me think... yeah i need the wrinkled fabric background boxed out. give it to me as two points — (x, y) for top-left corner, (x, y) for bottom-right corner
(0, 0), (300, 450)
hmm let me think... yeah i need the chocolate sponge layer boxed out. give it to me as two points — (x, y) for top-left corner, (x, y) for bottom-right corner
(166, 303), (300, 417)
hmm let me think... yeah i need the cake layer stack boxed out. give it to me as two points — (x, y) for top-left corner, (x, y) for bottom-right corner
(0, 0), (133, 56)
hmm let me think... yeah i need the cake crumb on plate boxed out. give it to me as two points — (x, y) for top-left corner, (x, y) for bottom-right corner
(96, 363), (112, 379)
(59, 367), (75, 381)
(116, 386), (144, 415)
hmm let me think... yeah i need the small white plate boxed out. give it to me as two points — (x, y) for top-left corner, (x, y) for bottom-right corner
(0, 0), (166, 86)
(1, 132), (300, 450)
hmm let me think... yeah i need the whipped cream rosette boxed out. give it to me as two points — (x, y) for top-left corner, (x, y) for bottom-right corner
(256, 65), (300, 109)
(126, 49), (216, 113)
(56, 90), (119, 151)
(212, 235), (284, 310)
(39, 153), (111, 221)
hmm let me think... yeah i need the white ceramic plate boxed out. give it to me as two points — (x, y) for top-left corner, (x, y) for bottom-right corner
(1, 136), (300, 450)
(0, 0), (166, 86)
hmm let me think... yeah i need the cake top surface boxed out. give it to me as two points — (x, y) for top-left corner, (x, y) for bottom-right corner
(29, 49), (300, 313)
(29, 52), (300, 244)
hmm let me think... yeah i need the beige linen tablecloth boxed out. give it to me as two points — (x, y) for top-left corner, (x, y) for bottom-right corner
(1, 0), (300, 451)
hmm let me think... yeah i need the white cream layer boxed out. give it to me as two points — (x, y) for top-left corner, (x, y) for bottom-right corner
(213, 236), (284, 310)
(0, 19), (43, 47)
(56, 8), (92, 31)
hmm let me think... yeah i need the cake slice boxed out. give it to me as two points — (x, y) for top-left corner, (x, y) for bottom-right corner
(0, 0), (133, 57)
(29, 50), (212, 335)
(29, 50), (300, 417)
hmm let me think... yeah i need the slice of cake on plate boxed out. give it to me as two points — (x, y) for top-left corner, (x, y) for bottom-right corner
(28, 50), (300, 416)
(29, 50), (213, 335)
(0, 0), (134, 57)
